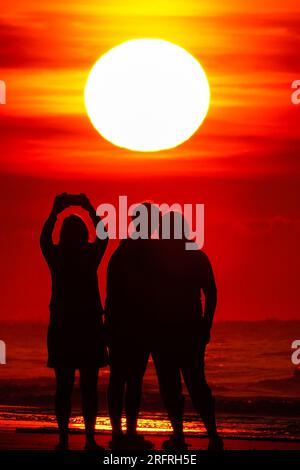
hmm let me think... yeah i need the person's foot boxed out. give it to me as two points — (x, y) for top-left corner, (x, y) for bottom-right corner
(126, 433), (154, 450)
(208, 434), (224, 451)
(162, 435), (188, 451)
(84, 438), (105, 452)
(109, 433), (127, 450)
(55, 436), (69, 451)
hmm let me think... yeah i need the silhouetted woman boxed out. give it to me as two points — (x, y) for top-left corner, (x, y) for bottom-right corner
(40, 193), (108, 451)
(152, 211), (223, 451)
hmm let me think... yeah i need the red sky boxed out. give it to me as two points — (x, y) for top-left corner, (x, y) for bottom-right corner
(0, 0), (300, 321)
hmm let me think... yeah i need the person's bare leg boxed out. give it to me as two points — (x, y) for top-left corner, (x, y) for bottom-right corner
(125, 377), (142, 436)
(80, 366), (102, 450)
(181, 345), (223, 450)
(107, 366), (125, 437)
(152, 350), (187, 449)
(125, 348), (149, 436)
(54, 367), (75, 450)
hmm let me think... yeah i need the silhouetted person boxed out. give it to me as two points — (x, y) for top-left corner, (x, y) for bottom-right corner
(105, 202), (160, 450)
(40, 193), (108, 451)
(152, 211), (223, 451)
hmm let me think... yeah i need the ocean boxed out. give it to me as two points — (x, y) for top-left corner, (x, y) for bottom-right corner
(1, 321), (300, 440)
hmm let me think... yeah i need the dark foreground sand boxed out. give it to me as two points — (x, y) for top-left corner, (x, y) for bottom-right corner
(1, 430), (300, 451)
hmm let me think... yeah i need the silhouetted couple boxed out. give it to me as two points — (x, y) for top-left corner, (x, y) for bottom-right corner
(40, 195), (223, 451)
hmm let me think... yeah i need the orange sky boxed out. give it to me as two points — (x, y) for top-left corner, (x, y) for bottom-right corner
(0, 0), (300, 321)
(1, 0), (300, 176)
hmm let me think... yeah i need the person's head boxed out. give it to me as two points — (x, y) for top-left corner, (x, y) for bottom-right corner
(59, 215), (89, 248)
(131, 202), (161, 238)
(160, 211), (190, 241)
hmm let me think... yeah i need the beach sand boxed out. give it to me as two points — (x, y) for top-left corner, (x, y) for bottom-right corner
(1, 430), (300, 451)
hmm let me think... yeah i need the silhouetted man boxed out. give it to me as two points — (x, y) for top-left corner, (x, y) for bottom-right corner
(105, 202), (160, 450)
(152, 211), (223, 451)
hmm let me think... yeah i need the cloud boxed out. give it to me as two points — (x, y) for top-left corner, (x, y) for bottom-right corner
(0, 15), (99, 69)
(0, 21), (39, 68)
(1, 9), (300, 73)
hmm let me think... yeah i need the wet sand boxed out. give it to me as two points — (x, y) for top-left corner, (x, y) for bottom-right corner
(1, 429), (300, 451)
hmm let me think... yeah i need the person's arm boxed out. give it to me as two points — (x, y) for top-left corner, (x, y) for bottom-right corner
(201, 252), (217, 342)
(80, 194), (109, 265)
(40, 194), (66, 262)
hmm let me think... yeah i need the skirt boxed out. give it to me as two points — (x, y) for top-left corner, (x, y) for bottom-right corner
(47, 310), (108, 369)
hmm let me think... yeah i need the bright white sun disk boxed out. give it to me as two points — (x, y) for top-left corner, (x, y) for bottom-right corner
(84, 39), (210, 152)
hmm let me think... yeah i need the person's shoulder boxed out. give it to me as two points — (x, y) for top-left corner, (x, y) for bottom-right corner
(197, 249), (209, 260)
(191, 249), (212, 268)
(119, 238), (135, 253)
(108, 239), (131, 264)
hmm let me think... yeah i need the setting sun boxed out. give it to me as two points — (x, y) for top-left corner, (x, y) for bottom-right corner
(84, 39), (210, 152)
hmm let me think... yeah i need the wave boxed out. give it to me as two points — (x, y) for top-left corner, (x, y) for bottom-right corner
(1, 407), (300, 441)
(246, 376), (300, 395)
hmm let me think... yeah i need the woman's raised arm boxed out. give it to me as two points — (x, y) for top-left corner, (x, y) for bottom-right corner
(40, 194), (66, 262)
